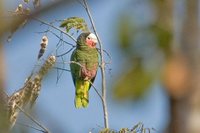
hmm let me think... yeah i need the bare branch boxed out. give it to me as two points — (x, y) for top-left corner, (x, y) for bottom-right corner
(82, 0), (109, 128)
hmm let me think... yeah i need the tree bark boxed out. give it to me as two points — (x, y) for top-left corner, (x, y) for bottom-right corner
(182, 1), (200, 133)
(166, 0), (200, 133)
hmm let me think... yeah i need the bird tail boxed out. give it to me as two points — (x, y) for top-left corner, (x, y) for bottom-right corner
(75, 79), (90, 108)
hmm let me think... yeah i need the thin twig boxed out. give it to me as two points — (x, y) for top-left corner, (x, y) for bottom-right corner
(56, 61), (84, 68)
(76, 0), (86, 8)
(82, 0), (109, 128)
(35, 29), (76, 47)
(35, 29), (50, 34)
(102, 49), (112, 62)
(53, 67), (71, 72)
(97, 48), (112, 64)
(16, 105), (50, 133)
(16, 122), (46, 133)
(56, 47), (75, 57)
(70, 61), (84, 67)
(32, 17), (77, 42)
(88, 80), (103, 102)
(7, 11), (77, 43)
(49, 30), (75, 47)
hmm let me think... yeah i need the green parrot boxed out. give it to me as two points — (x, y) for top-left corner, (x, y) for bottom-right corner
(70, 32), (99, 108)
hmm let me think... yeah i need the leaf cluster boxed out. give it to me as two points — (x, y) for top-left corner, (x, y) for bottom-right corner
(60, 17), (89, 32)
(99, 122), (155, 133)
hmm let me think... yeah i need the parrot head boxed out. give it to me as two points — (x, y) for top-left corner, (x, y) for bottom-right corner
(77, 32), (98, 48)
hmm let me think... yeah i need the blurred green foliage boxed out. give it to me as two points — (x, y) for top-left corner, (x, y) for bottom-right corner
(117, 15), (134, 52)
(114, 58), (154, 100)
(113, 0), (173, 100)
(149, 24), (172, 56)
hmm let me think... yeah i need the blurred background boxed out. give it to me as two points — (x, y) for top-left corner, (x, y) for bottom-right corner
(1, 0), (200, 133)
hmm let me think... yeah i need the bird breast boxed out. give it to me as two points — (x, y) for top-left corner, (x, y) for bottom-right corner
(81, 66), (97, 80)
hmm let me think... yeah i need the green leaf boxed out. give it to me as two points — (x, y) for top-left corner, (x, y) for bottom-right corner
(60, 17), (89, 33)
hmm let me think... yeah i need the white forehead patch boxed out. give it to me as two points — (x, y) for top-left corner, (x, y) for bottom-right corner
(88, 33), (97, 40)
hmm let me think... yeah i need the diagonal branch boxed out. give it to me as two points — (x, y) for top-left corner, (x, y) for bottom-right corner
(16, 122), (46, 133)
(16, 105), (51, 133)
(88, 80), (104, 102)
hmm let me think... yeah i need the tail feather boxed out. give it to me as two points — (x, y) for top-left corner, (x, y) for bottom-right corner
(75, 80), (90, 108)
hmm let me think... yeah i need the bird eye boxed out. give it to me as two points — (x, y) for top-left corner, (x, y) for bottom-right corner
(87, 37), (91, 40)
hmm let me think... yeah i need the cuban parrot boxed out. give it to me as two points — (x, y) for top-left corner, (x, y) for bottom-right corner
(70, 32), (99, 108)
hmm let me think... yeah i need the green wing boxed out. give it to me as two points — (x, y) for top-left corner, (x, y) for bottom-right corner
(70, 49), (90, 108)
(70, 49), (80, 85)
